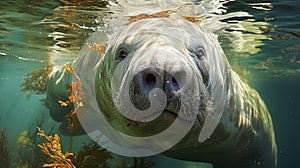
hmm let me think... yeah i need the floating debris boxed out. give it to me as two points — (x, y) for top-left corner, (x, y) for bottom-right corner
(126, 10), (174, 25)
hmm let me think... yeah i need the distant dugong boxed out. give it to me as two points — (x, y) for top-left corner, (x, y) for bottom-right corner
(46, 12), (277, 168)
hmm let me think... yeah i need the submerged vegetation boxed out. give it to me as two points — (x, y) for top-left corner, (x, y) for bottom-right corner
(58, 64), (83, 139)
(7, 99), (154, 168)
(15, 115), (54, 168)
(72, 141), (113, 168)
(21, 66), (53, 98)
(19, 57), (155, 168)
(37, 127), (76, 168)
(14, 116), (113, 168)
(37, 127), (155, 168)
(0, 117), (10, 168)
(118, 157), (156, 168)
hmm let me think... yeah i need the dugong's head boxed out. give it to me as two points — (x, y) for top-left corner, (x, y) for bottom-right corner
(95, 18), (228, 138)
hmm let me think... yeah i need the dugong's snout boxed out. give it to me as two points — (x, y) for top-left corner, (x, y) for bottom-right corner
(129, 65), (187, 114)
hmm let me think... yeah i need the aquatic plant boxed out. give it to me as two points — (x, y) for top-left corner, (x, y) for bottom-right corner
(58, 64), (84, 150)
(73, 141), (114, 168)
(126, 10), (174, 25)
(0, 118), (10, 168)
(58, 64), (84, 110)
(21, 66), (53, 98)
(37, 127), (115, 168)
(117, 157), (155, 168)
(22, 65), (152, 168)
(59, 0), (108, 7)
(37, 127), (76, 168)
(15, 115), (54, 168)
(87, 43), (107, 52)
(36, 126), (156, 168)
(134, 157), (155, 168)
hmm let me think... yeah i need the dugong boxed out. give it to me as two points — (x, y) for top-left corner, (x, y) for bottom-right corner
(45, 6), (277, 168)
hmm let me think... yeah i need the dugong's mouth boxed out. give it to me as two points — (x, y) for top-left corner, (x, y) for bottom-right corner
(130, 109), (178, 124)
(144, 109), (178, 121)
(122, 106), (200, 138)
(163, 109), (178, 117)
(133, 107), (197, 129)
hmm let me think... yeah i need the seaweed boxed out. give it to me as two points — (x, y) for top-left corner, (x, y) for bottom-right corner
(21, 64), (154, 168)
(36, 127), (157, 168)
(133, 157), (156, 168)
(58, 65), (84, 110)
(37, 128), (114, 168)
(87, 43), (107, 52)
(21, 66), (53, 98)
(0, 117), (10, 168)
(126, 10), (174, 25)
(73, 141), (114, 168)
(58, 64), (84, 150)
(15, 115), (54, 168)
(117, 157), (156, 168)
(59, 0), (109, 7)
(37, 127), (76, 168)
(125, 8), (204, 25)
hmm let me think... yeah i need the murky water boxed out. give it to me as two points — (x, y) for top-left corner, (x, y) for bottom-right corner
(0, 0), (299, 167)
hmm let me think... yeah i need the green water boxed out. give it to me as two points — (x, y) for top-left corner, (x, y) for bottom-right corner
(0, 0), (299, 167)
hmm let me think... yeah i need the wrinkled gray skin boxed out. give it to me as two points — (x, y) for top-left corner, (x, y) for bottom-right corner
(46, 17), (277, 168)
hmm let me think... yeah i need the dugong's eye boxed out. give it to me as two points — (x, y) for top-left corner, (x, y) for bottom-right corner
(117, 47), (128, 59)
(195, 47), (205, 60)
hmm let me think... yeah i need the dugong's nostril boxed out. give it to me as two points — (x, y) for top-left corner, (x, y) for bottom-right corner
(170, 76), (180, 92)
(165, 69), (186, 94)
(144, 73), (156, 89)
